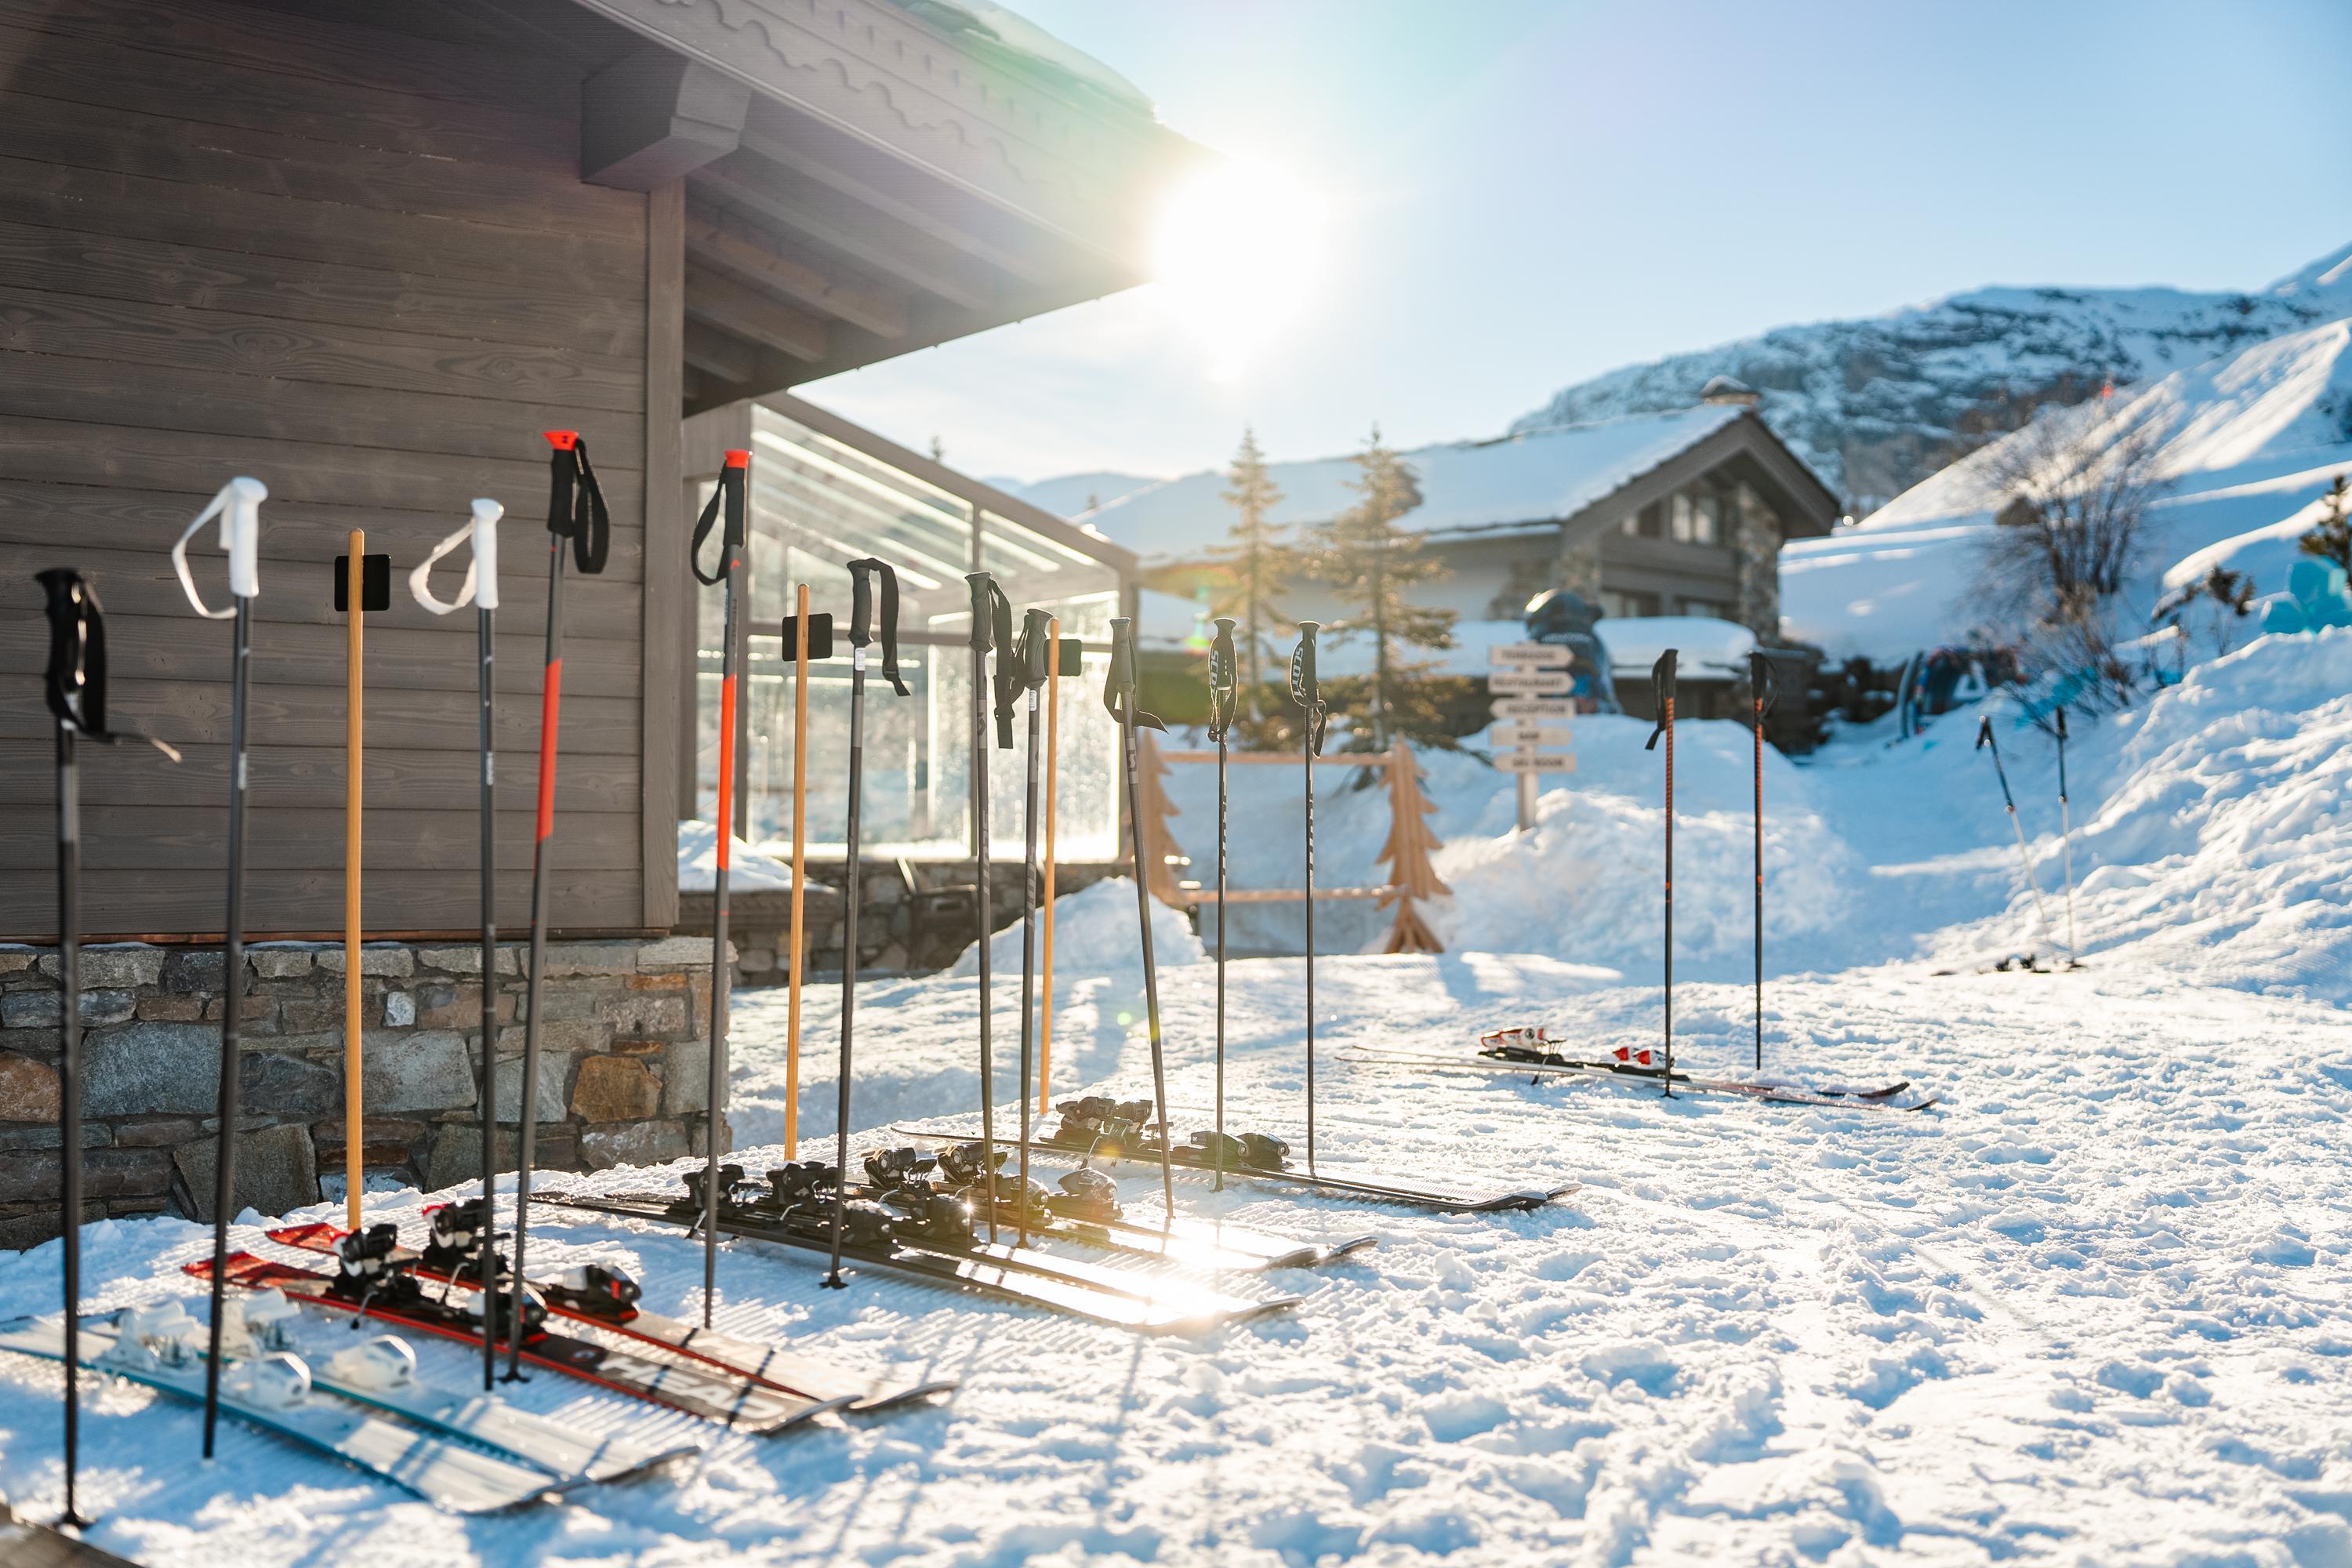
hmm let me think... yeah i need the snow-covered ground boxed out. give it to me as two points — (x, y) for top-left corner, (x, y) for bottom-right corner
(0, 633), (2346, 1566)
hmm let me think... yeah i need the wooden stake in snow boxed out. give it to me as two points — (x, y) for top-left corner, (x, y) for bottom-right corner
(1377, 740), (1450, 955)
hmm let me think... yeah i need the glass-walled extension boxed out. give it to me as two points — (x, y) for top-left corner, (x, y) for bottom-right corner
(686, 395), (1133, 863)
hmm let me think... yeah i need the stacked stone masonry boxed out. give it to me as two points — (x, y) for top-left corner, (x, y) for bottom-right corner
(0, 937), (730, 1250)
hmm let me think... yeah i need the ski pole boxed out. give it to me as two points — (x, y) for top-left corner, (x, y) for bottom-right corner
(1643, 649), (1678, 1099)
(690, 449), (751, 1327)
(1105, 619), (1176, 1218)
(1748, 649), (1772, 1074)
(2056, 706), (2080, 967)
(1207, 617), (1240, 1191)
(1014, 609), (1054, 1246)
(778, 586), (832, 1160)
(509, 431), (609, 1380)
(409, 498), (503, 1389)
(1289, 622), (1327, 1172)
(827, 561), (908, 1287)
(39, 569), (178, 1522)
(1037, 618), (1062, 1116)
(965, 573), (1016, 1240)
(1975, 715), (2057, 960)
(172, 476), (264, 1458)
(335, 533), (388, 1232)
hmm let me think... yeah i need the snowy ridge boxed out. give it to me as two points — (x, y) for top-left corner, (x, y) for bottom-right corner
(1780, 317), (2352, 658)
(1513, 241), (2352, 510)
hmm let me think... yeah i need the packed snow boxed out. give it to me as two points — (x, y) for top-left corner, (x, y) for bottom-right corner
(676, 818), (800, 894)
(1, 633), (2347, 1565)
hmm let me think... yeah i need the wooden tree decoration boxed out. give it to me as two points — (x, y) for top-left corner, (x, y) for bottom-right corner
(1125, 728), (1190, 909)
(1377, 739), (1450, 953)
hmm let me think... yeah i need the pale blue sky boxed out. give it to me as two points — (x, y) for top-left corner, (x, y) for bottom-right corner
(808, 1), (2352, 486)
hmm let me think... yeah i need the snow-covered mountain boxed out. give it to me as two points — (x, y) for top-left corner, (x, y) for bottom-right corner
(1512, 242), (2352, 511)
(1780, 315), (2352, 659)
(989, 470), (1159, 517)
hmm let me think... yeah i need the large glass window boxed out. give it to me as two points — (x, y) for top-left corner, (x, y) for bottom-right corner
(693, 405), (1125, 861)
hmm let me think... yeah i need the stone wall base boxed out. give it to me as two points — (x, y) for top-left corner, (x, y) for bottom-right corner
(0, 936), (731, 1249)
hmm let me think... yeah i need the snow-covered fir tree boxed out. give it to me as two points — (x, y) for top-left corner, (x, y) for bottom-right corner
(1312, 427), (1457, 750)
(1207, 426), (1295, 721)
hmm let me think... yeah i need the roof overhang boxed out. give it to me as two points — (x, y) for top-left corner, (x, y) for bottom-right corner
(568, 0), (1203, 411)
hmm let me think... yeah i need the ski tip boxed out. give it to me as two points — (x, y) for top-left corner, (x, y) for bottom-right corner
(851, 1379), (960, 1412)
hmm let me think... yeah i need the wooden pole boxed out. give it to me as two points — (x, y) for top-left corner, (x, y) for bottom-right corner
(343, 526), (364, 1230)
(1036, 615), (1060, 1115)
(786, 583), (810, 1158)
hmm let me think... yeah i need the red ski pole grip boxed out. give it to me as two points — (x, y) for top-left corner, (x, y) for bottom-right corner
(543, 430), (580, 452)
(723, 449), (750, 470)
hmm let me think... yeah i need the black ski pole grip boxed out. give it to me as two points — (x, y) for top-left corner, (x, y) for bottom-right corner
(1207, 616), (1239, 740)
(1645, 649), (1679, 751)
(40, 568), (180, 759)
(846, 558), (908, 696)
(1020, 608), (1055, 689)
(1290, 621), (1320, 706)
(691, 451), (748, 586)
(543, 431), (611, 576)
(1105, 617), (1137, 711)
(1748, 648), (1775, 715)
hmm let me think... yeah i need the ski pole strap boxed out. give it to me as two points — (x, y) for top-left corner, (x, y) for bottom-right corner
(1645, 649), (1679, 751)
(1017, 607), (1055, 693)
(846, 558), (909, 696)
(690, 451), (749, 587)
(170, 477), (265, 619)
(38, 569), (179, 760)
(542, 431), (611, 576)
(1289, 621), (1327, 755)
(409, 500), (503, 615)
(966, 572), (1018, 747)
(1102, 618), (1165, 732)
(1207, 616), (1239, 742)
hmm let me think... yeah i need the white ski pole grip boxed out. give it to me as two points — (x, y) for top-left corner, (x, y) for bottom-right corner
(409, 499), (503, 615)
(172, 477), (266, 619)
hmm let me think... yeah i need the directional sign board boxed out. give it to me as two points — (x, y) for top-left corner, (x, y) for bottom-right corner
(1491, 721), (1577, 748)
(1490, 697), (1576, 720)
(1497, 751), (1577, 775)
(1487, 668), (1573, 695)
(1489, 642), (1572, 669)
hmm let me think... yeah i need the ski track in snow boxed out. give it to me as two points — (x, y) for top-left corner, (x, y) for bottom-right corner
(0, 633), (2346, 1565)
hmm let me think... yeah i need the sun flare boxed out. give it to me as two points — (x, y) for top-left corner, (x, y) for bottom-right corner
(1150, 158), (1327, 379)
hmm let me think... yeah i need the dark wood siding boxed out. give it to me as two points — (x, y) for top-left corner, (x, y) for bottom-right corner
(0, 0), (652, 938)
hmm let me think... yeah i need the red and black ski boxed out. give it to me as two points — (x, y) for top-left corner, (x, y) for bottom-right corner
(263, 1222), (953, 1414)
(187, 1253), (851, 1432)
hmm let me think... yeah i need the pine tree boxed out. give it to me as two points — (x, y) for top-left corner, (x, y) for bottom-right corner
(1312, 427), (1456, 750)
(2300, 473), (2350, 574)
(1208, 427), (1293, 721)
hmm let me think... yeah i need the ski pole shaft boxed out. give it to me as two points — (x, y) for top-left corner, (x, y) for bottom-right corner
(204, 597), (252, 1457)
(1751, 652), (1765, 1074)
(1037, 619), (1061, 1116)
(786, 584), (811, 1160)
(1107, 618), (1174, 1218)
(829, 643), (864, 1290)
(2056, 708), (2078, 964)
(344, 528), (365, 1232)
(702, 452), (747, 1328)
(966, 574), (998, 1244)
(508, 542), (564, 1381)
(1976, 717), (2057, 954)
(1290, 620), (1322, 1174)
(1018, 684), (1041, 1248)
(1645, 649), (1679, 1098)
(56, 722), (82, 1523)
(476, 601), (497, 1391)
(1216, 732), (1227, 1192)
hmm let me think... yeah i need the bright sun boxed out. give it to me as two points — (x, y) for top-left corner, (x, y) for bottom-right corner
(1149, 158), (1327, 381)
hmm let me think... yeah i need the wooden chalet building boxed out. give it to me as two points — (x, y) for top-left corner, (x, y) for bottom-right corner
(0, 0), (1188, 1227)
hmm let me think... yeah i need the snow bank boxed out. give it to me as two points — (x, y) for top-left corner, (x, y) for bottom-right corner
(1421, 714), (1862, 975)
(949, 875), (1207, 978)
(1595, 615), (1756, 674)
(676, 819), (798, 892)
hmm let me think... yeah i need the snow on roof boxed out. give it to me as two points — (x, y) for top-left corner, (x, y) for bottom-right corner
(1594, 615), (1757, 675)
(889, 1), (1154, 116)
(1780, 316), (2352, 659)
(1082, 406), (1745, 566)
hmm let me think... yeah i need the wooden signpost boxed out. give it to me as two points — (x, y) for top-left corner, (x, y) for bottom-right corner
(1490, 643), (1575, 832)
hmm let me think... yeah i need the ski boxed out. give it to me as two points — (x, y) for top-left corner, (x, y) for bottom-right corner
(220, 1289), (694, 1486)
(890, 1105), (1577, 1214)
(534, 1182), (1301, 1336)
(1341, 1042), (1938, 1112)
(187, 1250), (851, 1433)
(858, 1145), (1375, 1272)
(0, 1311), (557, 1515)
(263, 1214), (954, 1414)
